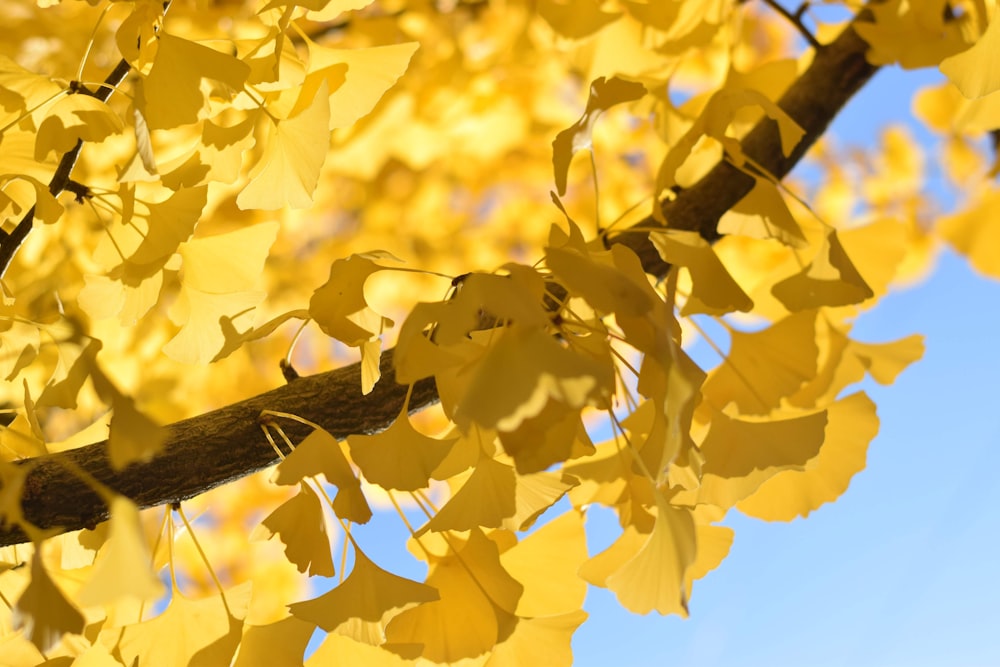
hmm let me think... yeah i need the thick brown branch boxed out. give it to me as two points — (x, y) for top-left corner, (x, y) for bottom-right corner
(0, 9), (878, 547)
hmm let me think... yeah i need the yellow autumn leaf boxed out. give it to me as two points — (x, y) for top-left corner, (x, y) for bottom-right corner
(76, 496), (164, 607)
(939, 9), (1000, 99)
(384, 529), (523, 663)
(650, 229), (753, 315)
(257, 482), (336, 577)
(140, 34), (251, 129)
(272, 427), (372, 524)
(582, 495), (697, 616)
(300, 40), (419, 130)
(677, 409), (828, 509)
(348, 406), (456, 491)
(12, 551), (85, 653)
(233, 616), (316, 667)
(737, 392), (879, 521)
(938, 189), (1000, 278)
(454, 325), (614, 433)
(165, 222), (279, 364)
(118, 581), (252, 667)
(34, 93), (124, 161)
(88, 359), (168, 469)
(485, 610), (589, 667)
(702, 310), (818, 415)
(538, 0), (621, 39)
(497, 398), (594, 474)
(418, 457), (516, 534)
(771, 229), (874, 311)
(552, 76), (646, 195)
(237, 82), (331, 210)
(288, 545), (438, 643)
(718, 176), (808, 248)
(306, 633), (411, 666)
(499, 510), (587, 617)
(308, 252), (396, 347)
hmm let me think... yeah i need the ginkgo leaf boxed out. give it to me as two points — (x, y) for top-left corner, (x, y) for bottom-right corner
(273, 428), (372, 524)
(855, 0), (967, 69)
(454, 325), (614, 432)
(233, 616), (316, 667)
(12, 552), (85, 653)
(675, 409), (828, 509)
(499, 509), (587, 617)
(289, 545), (438, 643)
(119, 581), (252, 667)
(165, 222), (279, 364)
(348, 407), (456, 491)
(384, 529), (523, 663)
(718, 177), (808, 248)
(214, 308), (310, 362)
(582, 496), (697, 616)
(552, 76), (646, 195)
(504, 470), (578, 531)
(702, 310), (818, 415)
(737, 392), (879, 521)
(34, 93), (124, 161)
(237, 81), (331, 210)
(938, 189), (1000, 279)
(497, 398), (594, 474)
(306, 633), (411, 666)
(300, 40), (419, 130)
(77, 496), (164, 607)
(309, 252), (396, 346)
(417, 457), (516, 534)
(538, 0), (622, 39)
(126, 186), (208, 268)
(650, 229), (754, 315)
(140, 34), (251, 129)
(771, 229), (874, 310)
(258, 482), (336, 577)
(485, 610), (589, 667)
(939, 10), (1000, 99)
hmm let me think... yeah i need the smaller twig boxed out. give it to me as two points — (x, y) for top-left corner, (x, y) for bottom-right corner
(759, 0), (822, 50)
(64, 180), (92, 203)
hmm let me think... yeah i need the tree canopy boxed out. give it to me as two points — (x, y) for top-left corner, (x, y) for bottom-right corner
(0, 0), (997, 664)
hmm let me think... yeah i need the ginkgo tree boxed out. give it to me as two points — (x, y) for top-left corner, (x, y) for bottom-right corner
(0, 0), (997, 664)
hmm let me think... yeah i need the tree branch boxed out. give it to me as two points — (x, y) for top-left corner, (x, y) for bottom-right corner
(0, 7), (878, 547)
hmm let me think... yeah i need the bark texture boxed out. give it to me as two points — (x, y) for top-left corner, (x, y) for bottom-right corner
(0, 10), (879, 547)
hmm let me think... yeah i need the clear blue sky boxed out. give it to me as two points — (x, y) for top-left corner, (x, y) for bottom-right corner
(572, 64), (1000, 667)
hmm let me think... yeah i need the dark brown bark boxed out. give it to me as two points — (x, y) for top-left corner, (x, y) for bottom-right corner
(0, 9), (878, 547)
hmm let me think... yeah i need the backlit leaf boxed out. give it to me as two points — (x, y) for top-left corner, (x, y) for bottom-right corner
(258, 482), (336, 577)
(12, 552), (85, 653)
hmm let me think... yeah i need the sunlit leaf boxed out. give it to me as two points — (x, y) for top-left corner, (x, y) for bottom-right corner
(12, 551), (85, 653)
(258, 482), (336, 577)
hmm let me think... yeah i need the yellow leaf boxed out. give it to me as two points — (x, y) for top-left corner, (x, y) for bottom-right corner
(77, 496), (165, 607)
(140, 34), (251, 129)
(718, 177), (807, 248)
(273, 428), (372, 524)
(771, 229), (874, 310)
(538, 0), (621, 39)
(938, 189), (1000, 278)
(455, 325), (614, 432)
(308, 252), (396, 347)
(939, 8), (1000, 99)
(499, 510), (587, 617)
(119, 582), (252, 667)
(650, 229), (754, 315)
(384, 529), (523, 663)
(678, 409), (828, 509)
(289, 545), (438, 643)
(582, 495), (697, 616)
(301, 41), (419, 130)
(497, 398), (594, 474)
(702, 310), (818, 415)
(237, 82), (331, 210)
(258, 482), (336, 577)
(233, 616), (316, 667)
(348, 407), (456, 492)
(737, 392), (878, 521)
(127, 186), (208, 268)
(165, 222), (278, 364)
(89, 361), (168, 470)
(306, 633), (410, 666)
(504, 469), (578, 531)
(418, 457), (516, 534)
(855, 0), (967, 69)
(34, 93), (124, 161)
(485, 610), (589, 667)
(552, 76), (645, 195)
(12, 551), (85, 653)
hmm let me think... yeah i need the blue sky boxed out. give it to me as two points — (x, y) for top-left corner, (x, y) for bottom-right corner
(572, 64), (1000, 667)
